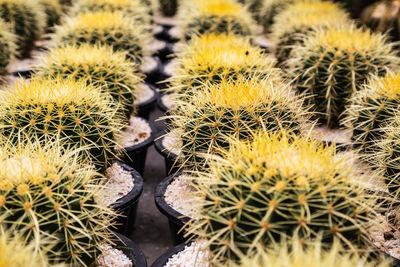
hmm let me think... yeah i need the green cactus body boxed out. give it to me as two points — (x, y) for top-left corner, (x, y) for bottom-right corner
(289, 25), (398, 127)
(271, 1), (349, 64)
(0, 18), (15, 80)
(0, 78), (123, 172)
(0, 0), (45, 58)
(169, 33), (281, 96)
(35, 44), (143, 120)
(53, 11), (151, 65)
(170, 77), (309, 169)
(179, 0), (255, 40)
(343, 72), (400, 151)
(159, 0), (178, 17)
(39, 0), (62, 33)
(69, 0), (152, 27)
(190, 131), (384, 260)
(0, 141), (117, 266)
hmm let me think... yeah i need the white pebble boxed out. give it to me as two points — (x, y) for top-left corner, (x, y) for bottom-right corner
(97, 244), (133, 267)
(164, 241), (211, 267)
(118, 116), (152, 148)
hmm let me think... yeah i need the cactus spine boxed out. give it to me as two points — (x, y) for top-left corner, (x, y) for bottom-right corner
(0, 0), (45, 57)
(34, 44), (143, 120)
(0, 77), (123, 172)
(169, 33), (282, 96)
(271, 0), (350, 64)
(53, 11), (151, 65)
(0, 140), (117, 266)
(189, 131), (385, 260)
(289, 24), (399, 127)
(169, 76), (310, 169)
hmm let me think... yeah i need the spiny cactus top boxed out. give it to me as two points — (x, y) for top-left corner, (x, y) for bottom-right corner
(271, 0), (349, 63)
(0, 140), (117, 266)
(179, 0), (255, 40)
(0, 77), (123, 172)
(343, 72), (400, 151)
(289, 24), (399, 127)
(53, 11), (151, 65)
(259, 0), (296, 33)
(35, 44), (143, 119)
(0, 0), (45, 58)
(170, 76), (310, 169)
(0, 231), (62, 267)
(234, 238), (390, 267)
(189, 131), (385, 260)
(169, 33), (281, 95)
(39, 0), (62, 33)
(0, 18), (15, 79)
(69, 0), (152, 27)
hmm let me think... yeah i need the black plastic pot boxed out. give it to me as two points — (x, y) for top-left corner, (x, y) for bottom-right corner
(136, 84), (159, 120)
(120, 119), (155, 176)
(154, 24), (180, 43)
(113, 232), (147, 267)
(154, 133), (181, 176)
(112, 162), (144, 236)
(151, 242), (189, 267)
(13, 69), (33, 79)
(144, 57), (165, 86)
(321, 140), (352, 153)
(153, 42), (175, 63)
(155, 173), (192, 245)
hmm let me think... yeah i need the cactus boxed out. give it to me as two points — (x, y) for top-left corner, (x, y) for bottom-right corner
(271, 0), (350, 64)
(69, 0), (152, 27)
(0, 0), (45, 58)
(169, 76), (310, 170)
(53, 11), (151, 65)
(234, 238), (390, 267)
(179, 0), (255, 41)
(159, 0), (178, 17)
(343, 72), (400, 152)
(189, 131), (384, 260)
(0, 140), (117, 266)
(259, 0), (296, 33)
(39, 0), (62, 33)
(34, 44), (143, 120)
(0, 77), (123, 172)
(168, 33), (282, 96)
(289, 24), (399, 127)
(0, 231), (61, 267)
(0, 18), (15, 80)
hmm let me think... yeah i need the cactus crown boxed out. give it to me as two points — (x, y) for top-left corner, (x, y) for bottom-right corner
(190, 131), (383, 260)
(0, 140), (117, 266)
(35, 43), (142, 117)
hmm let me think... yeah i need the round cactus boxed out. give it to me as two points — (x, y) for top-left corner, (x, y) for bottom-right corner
(69, 0), (152, 27)
(289, 24), (399, 127)
(39, 0), (62, 33)
(169, 76), (310, 169)
(0, 77), (123, 172)
(0, 18), (15, 80)
(53, 11), (151, 65)
(259, 0), (296, 33)
(189, 131), (384, 260)
(159, 0), (178, 17)
(0, 231), (61, 267)
(343, 72), (400, 151)
(271, 0), (350, 64)
(0, 140), (117, 266)
(168, 33), (282, 96)
(0, 0), (45, 58)
(34, 44), (143, 120)
(233, 238), (390, 267)
(179, 0), (255, 41)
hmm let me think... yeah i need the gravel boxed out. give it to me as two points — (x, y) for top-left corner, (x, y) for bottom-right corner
(141, 56), (158, 74)
(164, 241), (211, 267)
(118, 116), (152, 148)
(97, 244), (133, 267)
(162, 129), (183, 156)
(305, 124), (352, 144)
(370, 210), (400, 259)
(135, 83), (155, 105)
(161, 94), (176, 110)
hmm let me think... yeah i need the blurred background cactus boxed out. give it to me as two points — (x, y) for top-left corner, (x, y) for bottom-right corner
(190, 131), (384, 261)
(159, 0), (179, 17)
(259, 0), (296, 33)
(0, 78), (123, 172)
(169, 77), (309, 169)
(34, 44), (143, 120)
(53, 11), (151, 64)
(39, 0), (62, 33)
(0, 140), (117, 266)
(0, 18), (15, 80)
(289, 24), (398, 127)
(0, 0), (45, 58)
